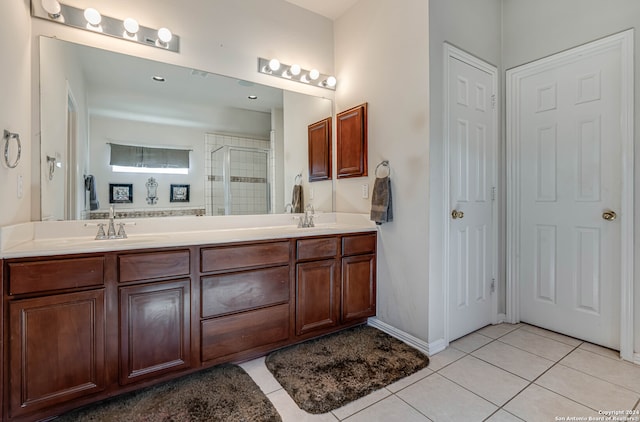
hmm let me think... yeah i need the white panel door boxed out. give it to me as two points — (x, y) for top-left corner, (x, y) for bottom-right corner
(447, 52), (497, 341)
(515, 40), (623, 349)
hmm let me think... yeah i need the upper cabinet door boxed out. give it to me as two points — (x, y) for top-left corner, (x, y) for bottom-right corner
(337, 103), (368, 179)
(308, 117), (332, 182)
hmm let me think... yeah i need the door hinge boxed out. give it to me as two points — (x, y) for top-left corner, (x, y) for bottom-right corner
(491, 187), (496, 201)
(491, 94), (496, 110)
(491, 278), (496, 294)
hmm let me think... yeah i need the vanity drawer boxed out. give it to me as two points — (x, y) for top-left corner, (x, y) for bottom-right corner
(8, 257), (104, 295)
(201, 266), (290, 318)
(342, 233), (376, 256)
(200, 241), (290, 273)
(201, 303), (289, 362)
(296, 237), (340, 261)
(118, 250), (191, 283)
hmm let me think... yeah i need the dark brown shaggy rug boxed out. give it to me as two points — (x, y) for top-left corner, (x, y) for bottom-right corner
(56, 364), (281, 422)
(265, 325), (430, 414)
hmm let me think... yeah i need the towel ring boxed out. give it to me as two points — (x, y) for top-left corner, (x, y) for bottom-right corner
(375, 160), (390, 177)
(3, 130), (21, 169)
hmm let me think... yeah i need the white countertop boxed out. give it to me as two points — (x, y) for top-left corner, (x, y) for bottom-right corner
(0, 213), (377, 258)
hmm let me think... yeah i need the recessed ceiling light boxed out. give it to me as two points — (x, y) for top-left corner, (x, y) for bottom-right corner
(248, 95), (258, 100)
(152, 76), (166, 82)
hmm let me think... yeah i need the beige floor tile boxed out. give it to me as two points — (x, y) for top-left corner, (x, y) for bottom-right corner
(267, 389), (339, 422)
(397, 373), (497, 421)
(499, 329), (575, 361)
(342, 395), (432, 422)
(331, 388), (392, 420)
(238, 356), (282, 394)
(561, 349), (640, 394)
(476, 323), (521, 339)
(450, 332), (493, 353)
(427, 347), (466, 371)
(579, 342), (621, 360)
(472, 340), (555, 381)
(505, 384), (598, 421)
(537, 364), (639, 411)
(520, 324), (583, 347)
(485, 409), (525, 422)
(439, 355), (529, 406)
(386, 367), (433, 393)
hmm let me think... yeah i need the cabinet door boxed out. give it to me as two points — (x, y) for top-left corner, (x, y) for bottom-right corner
(9, 290), (106, 418)
(119, 279), (191, 385)
(295, 260), (339, 335)
(336, 103), (368, 178)
(342, 254), (376, 322)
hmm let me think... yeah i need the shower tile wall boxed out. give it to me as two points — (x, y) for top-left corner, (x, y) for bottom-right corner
(204, 134), (271, 216)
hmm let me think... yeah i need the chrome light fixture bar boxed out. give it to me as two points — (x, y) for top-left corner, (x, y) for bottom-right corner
(258, 57), (336, 90)
(32, 0), (180, 53)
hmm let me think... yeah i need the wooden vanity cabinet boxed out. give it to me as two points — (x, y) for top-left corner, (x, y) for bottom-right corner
(1, 232), (376, 421)
(295, 237), (340, 335)
(117, 250), (192, 385)
(4, 256), (106, 420)
(341, 234), (377, 322)
(199, 241), (292, 364)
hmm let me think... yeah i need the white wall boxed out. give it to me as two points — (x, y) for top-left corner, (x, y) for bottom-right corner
(283, 92), (333, 213)
(502, 0), (640, 356)
(335, 0), (430, 341)
(428, 0), (502, 345)
(0, 0), (31, 226)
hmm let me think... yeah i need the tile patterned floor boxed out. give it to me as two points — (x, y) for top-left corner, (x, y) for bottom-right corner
(239, 323), (640, 421)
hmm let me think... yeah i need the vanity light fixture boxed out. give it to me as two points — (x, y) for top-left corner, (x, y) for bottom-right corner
(123, 17), (139, 37)
(32, 0), (180, 52)
(258, 57), (336, 90)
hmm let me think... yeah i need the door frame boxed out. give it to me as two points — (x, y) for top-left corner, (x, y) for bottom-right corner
(506, 30), (634, 360)
(443, 43), (500, 344)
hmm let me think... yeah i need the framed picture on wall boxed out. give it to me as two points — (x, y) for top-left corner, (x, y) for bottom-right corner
(109, 183), (133, 203)
(170, 184), (190, 202)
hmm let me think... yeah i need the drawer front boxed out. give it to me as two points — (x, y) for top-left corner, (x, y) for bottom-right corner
(118, 250), (190, 283)
(342, 233), (376, 256)
(201, 304), (289, 361)
(8, 257), (104, 295)
(200, 241), (290, 273)
(296, 237), (339, 261)
(201, 266), (290, 318)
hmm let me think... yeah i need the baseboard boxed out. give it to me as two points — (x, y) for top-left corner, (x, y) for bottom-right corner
(367, 318), (445, 356)
(633, 353), (640, 366)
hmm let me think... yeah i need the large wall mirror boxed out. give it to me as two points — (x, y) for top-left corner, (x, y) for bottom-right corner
(39, 36), (333, 221)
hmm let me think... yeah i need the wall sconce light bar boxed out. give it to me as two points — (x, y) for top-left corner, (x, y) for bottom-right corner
(258, 57), (336, 90)
(31, 1), (180, 53)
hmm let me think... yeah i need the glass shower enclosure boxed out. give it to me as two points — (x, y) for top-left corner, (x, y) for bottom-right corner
(210, 145), (271, 215)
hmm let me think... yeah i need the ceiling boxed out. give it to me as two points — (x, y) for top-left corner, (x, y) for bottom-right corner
(284, 0), (359, 20)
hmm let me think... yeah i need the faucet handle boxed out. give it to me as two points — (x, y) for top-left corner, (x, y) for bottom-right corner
(95, 223), (107, 240)
(117, 223), (127, 239)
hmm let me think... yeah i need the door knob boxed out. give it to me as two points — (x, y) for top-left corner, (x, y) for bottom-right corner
(451, 210), (464, 219)
(602, 210), (617, 221)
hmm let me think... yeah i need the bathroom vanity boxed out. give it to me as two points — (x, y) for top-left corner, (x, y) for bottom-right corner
(0, 213), (376, 421)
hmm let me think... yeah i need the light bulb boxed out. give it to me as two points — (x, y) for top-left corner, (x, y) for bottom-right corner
(83, 8), (102, 26)
(290, 64), (301, 76)
(157, 27), (173, 43)
(325, 76), (337, 87)
(41, 0), (61, 18)
(123, 18), (139, 35)
(268, 59), (281, 72)
(309, 69), (320, 81)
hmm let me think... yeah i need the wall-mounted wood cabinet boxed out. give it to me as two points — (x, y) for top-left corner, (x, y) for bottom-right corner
(308, 117), (332, 182)
(337, 103), (368, 178)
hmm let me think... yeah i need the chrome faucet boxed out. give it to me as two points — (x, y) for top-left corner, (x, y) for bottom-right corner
(94, 206), (127, 240)
(298, 203), (315, 228)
